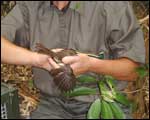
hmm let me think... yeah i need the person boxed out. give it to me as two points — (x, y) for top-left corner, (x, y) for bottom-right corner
(1, 37), (57, 71)
(1, 1), (145, 119)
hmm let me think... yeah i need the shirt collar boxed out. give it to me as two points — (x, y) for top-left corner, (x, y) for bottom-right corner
(50, 1), (70, 13)
(50, 1), (84, 15)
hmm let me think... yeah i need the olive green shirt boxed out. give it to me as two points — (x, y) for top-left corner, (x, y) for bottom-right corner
(1, 1), (145, 102)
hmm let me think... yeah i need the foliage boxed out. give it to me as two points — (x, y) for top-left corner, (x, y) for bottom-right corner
(1, 1), (16, 18)
(64, 63), (149, 119)
(136, 64), (149, 79)
(64, 75), (131, 119)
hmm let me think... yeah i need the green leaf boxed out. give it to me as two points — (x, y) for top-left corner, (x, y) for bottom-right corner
(109, 102), (126, 119)
(64, 87), (97, 97)
(102, 97), (114, 102)
(101, 100), (114, 119)
(102, 93), (114, 102)
(114, 92), (130, 107)
(87, 99), (101, 119)
(99, 81), (108, 92)
(98, 51), (105, 59)
(77, 75), (97, 83)
(99, 81), (114, 102)
(136, 66), (148, 78)
(105, 75), (116, 90)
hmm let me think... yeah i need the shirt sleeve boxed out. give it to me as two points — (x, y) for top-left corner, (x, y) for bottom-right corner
(104, 1), (145, 64)
(1, 1), (30, 48)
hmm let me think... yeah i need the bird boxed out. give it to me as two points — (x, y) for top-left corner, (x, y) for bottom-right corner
(35, 43), (77, 92)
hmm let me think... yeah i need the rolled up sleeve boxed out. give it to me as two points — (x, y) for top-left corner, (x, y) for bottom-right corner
(105, 2), (145, 64)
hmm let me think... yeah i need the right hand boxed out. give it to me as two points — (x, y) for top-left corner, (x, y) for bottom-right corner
(33, 52), (59, 71)
(33, 48), (64, 71)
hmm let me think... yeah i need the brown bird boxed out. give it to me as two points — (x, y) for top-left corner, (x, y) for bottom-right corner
(35, 43), (77, 92)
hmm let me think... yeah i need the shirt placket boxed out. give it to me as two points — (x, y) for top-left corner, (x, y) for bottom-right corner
(58, 11), (68, 48)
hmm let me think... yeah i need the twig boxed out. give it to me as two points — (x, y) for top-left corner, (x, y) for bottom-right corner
(122, 87), (148, 94)
(143, 24), (149, 31)
(139, 15), (149, 24)
(18, 91), (38, 105)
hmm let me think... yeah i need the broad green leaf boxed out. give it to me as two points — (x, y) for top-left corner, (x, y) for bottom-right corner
(64, 87), (97, 97)
(109, 102), (126, 119)
(87, 99), (101, 119)
(102, 91), (113, 98)
(99, 81), (114, 102)
(101, 100), (114, 119)
(102, 95), (114, 102)
(99, 81), (108, 93)
(105, 75), (115, 89)
(114, 92), (130, 106)
(77, 75), (97, 83)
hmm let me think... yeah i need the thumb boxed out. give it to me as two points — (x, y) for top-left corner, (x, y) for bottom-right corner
(62, 56), (79, 64)
(48, 58), (60, 69)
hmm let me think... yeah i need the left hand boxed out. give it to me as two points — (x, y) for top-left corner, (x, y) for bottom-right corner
(62, 53), (92, 76)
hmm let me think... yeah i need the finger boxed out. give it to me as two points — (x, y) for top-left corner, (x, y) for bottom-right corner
(48, 58), (60, 69)
(45, 63), (53, 71)
(51, 48), (64, 53)
(70, 64), (78, 76)
(62, 56), (79, 64)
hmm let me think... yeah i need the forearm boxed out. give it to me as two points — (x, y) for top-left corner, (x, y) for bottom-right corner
(89, 57), (139, 81)
(1, 36), (36, 66)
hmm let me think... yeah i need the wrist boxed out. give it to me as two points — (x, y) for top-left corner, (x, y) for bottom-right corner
(30, 52), (39, 67)
(88, 57), (103, 72)
(88, 57), (95, 72)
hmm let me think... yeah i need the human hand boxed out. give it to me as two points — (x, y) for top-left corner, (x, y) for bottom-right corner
(32, 52), (59, 71)
(48, 48), (77, 92)
(62, 53), (92, 76)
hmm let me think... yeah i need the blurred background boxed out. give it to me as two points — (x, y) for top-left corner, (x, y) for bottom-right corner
(1, 1), (149, 119)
